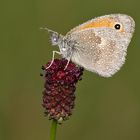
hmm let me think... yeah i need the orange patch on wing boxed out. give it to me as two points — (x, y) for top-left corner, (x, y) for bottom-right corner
(79, 18), (115, 30)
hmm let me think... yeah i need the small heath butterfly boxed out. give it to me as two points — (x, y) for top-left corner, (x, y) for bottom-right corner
(42, 14), (135, 77)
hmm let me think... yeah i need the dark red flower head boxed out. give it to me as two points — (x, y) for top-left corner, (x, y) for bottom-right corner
(41, 59), (84, 123)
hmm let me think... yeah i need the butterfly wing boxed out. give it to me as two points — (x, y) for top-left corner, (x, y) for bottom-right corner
(69, 28), (123, 77)
(66, 14), (135, 77)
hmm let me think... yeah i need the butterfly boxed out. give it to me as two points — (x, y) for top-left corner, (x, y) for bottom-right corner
(42, 14), (135, 77)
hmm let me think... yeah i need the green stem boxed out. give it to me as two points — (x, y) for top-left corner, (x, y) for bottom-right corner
(50, 120), (57, 140)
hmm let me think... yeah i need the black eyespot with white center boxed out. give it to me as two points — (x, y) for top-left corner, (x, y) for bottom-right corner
(114, 23), (121, 30)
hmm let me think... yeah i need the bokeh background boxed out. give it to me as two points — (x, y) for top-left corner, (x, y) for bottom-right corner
(1, 0), (140, 140)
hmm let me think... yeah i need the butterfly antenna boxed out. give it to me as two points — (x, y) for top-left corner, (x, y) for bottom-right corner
(40, 27), (57, 34)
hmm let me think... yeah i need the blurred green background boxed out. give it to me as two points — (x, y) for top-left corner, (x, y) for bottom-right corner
(0, 0), (140, 140)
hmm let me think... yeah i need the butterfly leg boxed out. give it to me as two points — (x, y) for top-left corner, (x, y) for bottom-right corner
(45, 51), (61, 69)
(64, 57), (71, 70)
(64, 48), (74, 70)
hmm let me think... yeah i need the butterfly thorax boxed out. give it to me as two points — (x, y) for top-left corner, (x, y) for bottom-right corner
(58, 37), (75, 59)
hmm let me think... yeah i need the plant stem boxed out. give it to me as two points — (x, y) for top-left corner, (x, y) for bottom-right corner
(50, 120), (57, 140)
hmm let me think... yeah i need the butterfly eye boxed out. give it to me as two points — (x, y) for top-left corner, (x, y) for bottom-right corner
(50, 32), (60, 45)
(52, 33), (59, 42)
(114, 23), (121, 30)
(53, 36), (58, 42)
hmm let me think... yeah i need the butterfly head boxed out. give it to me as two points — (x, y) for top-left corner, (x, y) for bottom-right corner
(49, 30), (63, 46)
(43, 28), (73, 58)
